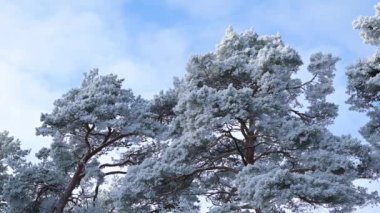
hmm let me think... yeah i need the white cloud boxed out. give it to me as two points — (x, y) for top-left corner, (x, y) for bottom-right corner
(101, 27), (189, 98)
(0, 0), (192, 156)
(0, 1), (132, 155)
(0, 3), (128, 79)
(0, 63), (57, 152)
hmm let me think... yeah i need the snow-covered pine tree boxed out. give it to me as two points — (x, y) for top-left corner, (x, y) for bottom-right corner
(347, 3), (380, 152)
(117, 27), (379, 212)
(0, 131), (29, 212)
(27, 70), (162, 213)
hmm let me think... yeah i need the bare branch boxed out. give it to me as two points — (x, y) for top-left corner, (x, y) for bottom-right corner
(286, 73), (318, 90)
(104, 171), (127, 176)
(99, 159), (136, 169)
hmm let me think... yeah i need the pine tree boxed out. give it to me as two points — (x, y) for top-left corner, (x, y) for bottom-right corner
(118, 28), (379, 212)
(0, 131), (29, 212)
(347, 3), (380, 152)
(31, 70), (161, 212)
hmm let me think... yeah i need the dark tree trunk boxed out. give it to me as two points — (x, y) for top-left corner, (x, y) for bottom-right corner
(53, 128), (128, 212)
(54, 162), (85, 213)
(244, 137), (255, 165)
(239, 118), (256, 165)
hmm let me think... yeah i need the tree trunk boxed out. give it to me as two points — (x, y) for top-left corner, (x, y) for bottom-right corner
(54, 162), (85, 213)
(240, 118), (256, 165)
(244, 137), (255, 165)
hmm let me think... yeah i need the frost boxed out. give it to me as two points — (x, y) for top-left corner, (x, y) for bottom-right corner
(117, 28), (379, 212)
(5, 70), (163, 212)
(353, 3), (380, 45)
(348, 3), (380, 170)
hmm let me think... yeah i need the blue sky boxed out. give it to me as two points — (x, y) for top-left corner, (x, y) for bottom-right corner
(0, 0), (378, 211)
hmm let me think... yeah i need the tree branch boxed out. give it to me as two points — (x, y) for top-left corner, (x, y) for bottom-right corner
(224, 130), (247, 166)
(104, 171), (127, 176)
(286, 73), (318, 90)
(290, 109), (315, 122)
(84, 124), (95, 150)
(99, 159), (136, 169)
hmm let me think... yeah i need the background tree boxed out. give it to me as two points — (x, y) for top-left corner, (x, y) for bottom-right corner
(2, 161), (65, 212)
(0, 131), (29, 212)
(32, 70), (161, 213)
(347, 3), (380, 152)
(117, 28), (379, 212)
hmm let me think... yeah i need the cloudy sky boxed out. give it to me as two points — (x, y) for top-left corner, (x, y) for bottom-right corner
(0, 0), (378, 212)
